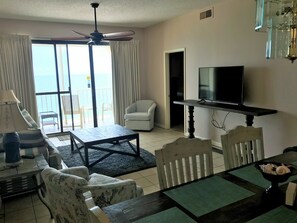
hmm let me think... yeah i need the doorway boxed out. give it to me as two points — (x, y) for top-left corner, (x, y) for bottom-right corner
(164, 49), (185, 131)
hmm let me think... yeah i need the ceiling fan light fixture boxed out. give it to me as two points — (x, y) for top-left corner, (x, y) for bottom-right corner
(51, 2), (135, 45)
(255, 0), (297, 63)
(90, 2), (99, 8)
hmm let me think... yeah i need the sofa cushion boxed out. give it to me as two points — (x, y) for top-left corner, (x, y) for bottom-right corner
(19, 129), (46, 148)
(20, 146), (49, 160)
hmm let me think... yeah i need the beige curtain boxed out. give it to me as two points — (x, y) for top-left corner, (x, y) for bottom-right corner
(110, 40), (141, 125)
(0, 34), (37, 120)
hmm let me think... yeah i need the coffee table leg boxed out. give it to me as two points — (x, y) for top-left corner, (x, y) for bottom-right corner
(136, 135), (140, 156)
(84, 145), (89, 167)
(70, 134), (74, 152)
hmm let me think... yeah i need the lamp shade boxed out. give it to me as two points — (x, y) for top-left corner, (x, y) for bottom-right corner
(0, 90), (20, 104)
(0, 103), (30, 133)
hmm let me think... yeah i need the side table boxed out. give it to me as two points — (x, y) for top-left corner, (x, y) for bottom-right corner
(39, 111), (59, 130)
(0, 154), (52, 218)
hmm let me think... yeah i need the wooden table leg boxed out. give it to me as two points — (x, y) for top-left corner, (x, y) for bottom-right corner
(84, 145), (89, 167)
(136, 135), (140, 156)
(70, 134), (74, 153)
(246, 115), (254, 126)
(188, 106), (195, 138)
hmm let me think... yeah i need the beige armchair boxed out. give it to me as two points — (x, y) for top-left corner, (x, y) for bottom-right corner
(124, 100), (157, 131)
(41, 166), (143, 223)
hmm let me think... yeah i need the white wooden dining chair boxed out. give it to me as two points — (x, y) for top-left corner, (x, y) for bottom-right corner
(155, 137), (214, 190)
(221, 125), (264, 170)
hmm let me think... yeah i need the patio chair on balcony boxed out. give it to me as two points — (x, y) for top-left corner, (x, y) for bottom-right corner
(61, 95), (84, 128)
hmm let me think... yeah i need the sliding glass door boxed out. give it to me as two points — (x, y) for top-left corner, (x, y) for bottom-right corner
(32, 41), (114, 134)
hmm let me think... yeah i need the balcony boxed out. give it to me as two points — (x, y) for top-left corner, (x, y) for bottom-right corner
(36, 87), (114, 134)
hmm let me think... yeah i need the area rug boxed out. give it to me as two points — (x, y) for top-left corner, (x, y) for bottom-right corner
(57, 142), (156, 177)
(57, 135), (70, 141)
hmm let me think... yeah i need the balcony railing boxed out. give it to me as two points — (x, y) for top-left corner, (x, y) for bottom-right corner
(36, 88), (114, 134)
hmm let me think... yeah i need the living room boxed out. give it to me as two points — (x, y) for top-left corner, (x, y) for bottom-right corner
(1, 0), (297, 157)
(1, 0), (297, 222)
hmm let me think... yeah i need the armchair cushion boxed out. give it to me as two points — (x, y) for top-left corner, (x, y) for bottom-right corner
(124, 112), (151, 121)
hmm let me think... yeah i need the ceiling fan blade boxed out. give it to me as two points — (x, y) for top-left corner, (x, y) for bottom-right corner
(72, 30), (92, 38)
(103, 37), (134, 41)
(51, 37), (89, 41)
(103, 30), (135, 39)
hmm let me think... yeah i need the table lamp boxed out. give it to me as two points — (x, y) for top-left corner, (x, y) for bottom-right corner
(0, 90), (31, 167)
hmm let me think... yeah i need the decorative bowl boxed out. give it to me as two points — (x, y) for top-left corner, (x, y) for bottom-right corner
(255, 161), (296, 204)
(255, 162), (293, 183)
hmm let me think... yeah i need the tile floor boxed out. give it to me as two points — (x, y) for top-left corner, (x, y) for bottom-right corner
(0, 127), (225, 223)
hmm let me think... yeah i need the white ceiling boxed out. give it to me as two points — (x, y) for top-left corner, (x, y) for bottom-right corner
(0, 0), (223, 28)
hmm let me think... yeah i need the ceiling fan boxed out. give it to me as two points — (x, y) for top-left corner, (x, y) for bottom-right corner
(52, 2), (135, 45)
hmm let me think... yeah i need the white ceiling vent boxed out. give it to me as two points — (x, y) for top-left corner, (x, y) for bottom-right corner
(200, 8), (213, 20)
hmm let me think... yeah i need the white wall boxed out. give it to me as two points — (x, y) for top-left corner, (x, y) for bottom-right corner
(143, 0), (297, 157)
(1, 0), (297, 157)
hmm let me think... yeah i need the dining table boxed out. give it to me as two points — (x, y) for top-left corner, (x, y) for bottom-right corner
(103, 151), (297, 223)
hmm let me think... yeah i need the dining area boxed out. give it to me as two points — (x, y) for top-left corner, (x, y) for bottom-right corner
(102, 126), (297, 223)
(103, 151), (297, 222)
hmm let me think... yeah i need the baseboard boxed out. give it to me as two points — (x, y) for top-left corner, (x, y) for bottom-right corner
(212, 147), (223, 154)
(155, 122), (166, 129)
(212, 140), (223, 154)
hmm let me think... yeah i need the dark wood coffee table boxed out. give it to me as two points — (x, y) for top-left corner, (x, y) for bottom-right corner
(70, 124), (140, 167)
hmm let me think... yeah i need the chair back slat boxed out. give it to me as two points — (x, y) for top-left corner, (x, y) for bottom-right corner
(192, 155), (198, 179)
(221, 126), (264, 170)
(155, 137), (214, 190)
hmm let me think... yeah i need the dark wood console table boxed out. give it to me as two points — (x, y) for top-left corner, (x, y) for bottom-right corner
(174, 100), (277, 138)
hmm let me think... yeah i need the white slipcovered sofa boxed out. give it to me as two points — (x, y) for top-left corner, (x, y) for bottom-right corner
(124, 100), (157, 131)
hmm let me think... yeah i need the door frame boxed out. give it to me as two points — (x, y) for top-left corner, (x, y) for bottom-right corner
(164, 48), (186, 130)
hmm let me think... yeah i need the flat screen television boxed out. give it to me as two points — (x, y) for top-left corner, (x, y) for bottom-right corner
(198, 66), (244, 105)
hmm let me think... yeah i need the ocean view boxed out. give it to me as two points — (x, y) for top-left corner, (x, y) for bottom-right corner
(35, 73), (113, 114)
(34, 73), (112, 93)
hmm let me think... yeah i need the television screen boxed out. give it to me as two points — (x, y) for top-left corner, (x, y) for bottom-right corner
(198, 66), (244, 105)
